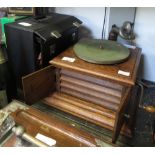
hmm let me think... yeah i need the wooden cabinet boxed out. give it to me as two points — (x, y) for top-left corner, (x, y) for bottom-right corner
(22, 47), (141, 143)
(2, 100), (116, 147)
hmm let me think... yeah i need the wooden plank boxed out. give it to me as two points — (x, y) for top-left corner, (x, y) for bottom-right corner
(61, 87), (119, 111)
(11, 108), (116, 146)
(37, 104), (129, 146)
(60, 80), (121, 104)
(61, 69), (123, 91)
(43, 94), (115, 130)
(60, 74), (122, 98)
(55, 68), (61, 91)
(52, 92), (116, 119)
(126, 85), (139, 133)
(22, 66), (56, 105)
(50, 47), (141, 86)
(112, 87), (131, 143)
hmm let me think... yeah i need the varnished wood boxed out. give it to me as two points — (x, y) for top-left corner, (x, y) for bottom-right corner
(60, 81), (120, 104)
(51, 92), (116, 119)
(23, 47), (141, 143)
(22, 66), (56, 105)
(61, 69), (123, 91)
(10, 107), (117, 147)
(43, 93), (115, 130)
(60, 87), (119, 111)
(60, 76), (121, 103)
(50, 47), (141, 86)
(127, 86), (139, 133)
(2, 134), (18, 147)
(60, 75), (121, 99)
(55, 68), (61, 91)
(60, 73), (122, 99)
(112, 87), (131, 142)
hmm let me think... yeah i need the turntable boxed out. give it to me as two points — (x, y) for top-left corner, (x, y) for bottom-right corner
(73, 38), (130, 64)
(74, 21), (135, 65)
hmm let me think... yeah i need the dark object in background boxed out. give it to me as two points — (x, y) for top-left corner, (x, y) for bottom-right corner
(34, 7), (48, 18)
(8, 7), (35, 16)
(8, 7), (49, 17)
(108, 24), (119, 41)
(0, 45), (16, 104)
(108, 21), (135, 41)
(136, 80), (155, 144)
(5, 13), (82, 89)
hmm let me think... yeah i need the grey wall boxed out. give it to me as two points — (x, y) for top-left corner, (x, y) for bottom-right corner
(108, 7), (136, 45)
(55, 7), (136, 41)
(55, 7), (106, 39)
(108, 8), (135, 30)
(134, 8), (155, 82)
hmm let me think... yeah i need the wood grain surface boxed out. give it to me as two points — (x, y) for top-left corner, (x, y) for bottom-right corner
(22, 47), (141, 143)
(10, 107), (117, 147)
(49, 47), (141, 86)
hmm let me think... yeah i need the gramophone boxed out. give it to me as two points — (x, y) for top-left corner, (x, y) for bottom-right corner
(108, 21), (135, 41)
(73, 21), (135, 65)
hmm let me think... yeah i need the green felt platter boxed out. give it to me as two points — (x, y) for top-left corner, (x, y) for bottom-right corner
(73, 39), (130, 64)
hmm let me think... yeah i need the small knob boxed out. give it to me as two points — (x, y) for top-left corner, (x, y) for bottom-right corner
(12, 125), (25, 136)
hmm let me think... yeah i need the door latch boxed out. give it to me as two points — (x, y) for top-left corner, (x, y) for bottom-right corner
(51, 31), (62, 39)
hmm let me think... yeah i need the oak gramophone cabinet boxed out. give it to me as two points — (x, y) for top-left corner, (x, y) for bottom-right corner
(22, 46), (141, 143)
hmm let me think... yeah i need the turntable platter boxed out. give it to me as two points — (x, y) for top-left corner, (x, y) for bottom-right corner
(73, 39), (130, 64)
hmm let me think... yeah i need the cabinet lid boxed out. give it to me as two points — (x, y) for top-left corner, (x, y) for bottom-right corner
(5, 13), (82, 41)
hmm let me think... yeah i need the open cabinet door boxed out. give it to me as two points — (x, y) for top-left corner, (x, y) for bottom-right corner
(22, 65), (56, 105)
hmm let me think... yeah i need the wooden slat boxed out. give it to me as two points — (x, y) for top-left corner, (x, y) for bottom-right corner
(61, 69), (123, 91)
(127, 86), (139, 132)
(60, 74), (122, 98)
(55, 68), (61, 91)
(44, 93), (115, 130)
(22, 66), (56, 105)
(61, 87), (119, 111)
(60, 80), (121, 104)
(112, 87), (131, 143)
(52, 92), (116, 119)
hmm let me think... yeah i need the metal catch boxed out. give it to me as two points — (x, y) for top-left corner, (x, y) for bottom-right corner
(51, 31), (62, 39)
(124, 114), (130, 119)
(73, 21), (81, 28)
